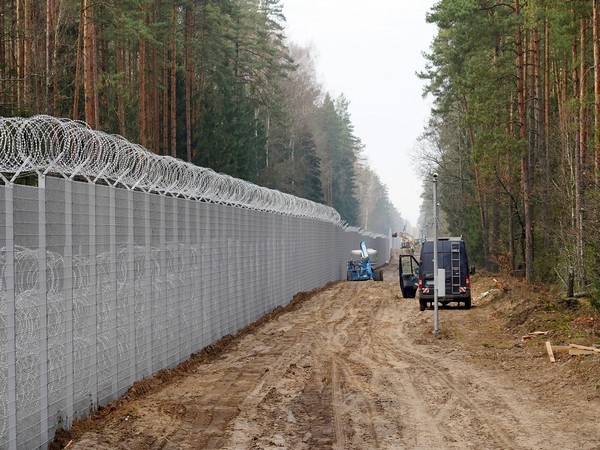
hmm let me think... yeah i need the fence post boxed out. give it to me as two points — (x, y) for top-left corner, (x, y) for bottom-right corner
(37, 173), (49, 446)
(5, 183), (18, 450)
(109, 186), (118, 400)
(88, 183), (98, 409)
(127, 190), (135, 387)
(64, 179), (74, 428)
(173, 198), (182, 364)
(185, 198), (193, 357)
(159, 195), (168, 370)
(143, 192), (152, 379)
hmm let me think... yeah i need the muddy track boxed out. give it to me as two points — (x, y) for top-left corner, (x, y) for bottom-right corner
(65, 264), (600, 449)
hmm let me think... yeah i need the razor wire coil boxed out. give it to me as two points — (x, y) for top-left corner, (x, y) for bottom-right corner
(0, 115), (342, 224)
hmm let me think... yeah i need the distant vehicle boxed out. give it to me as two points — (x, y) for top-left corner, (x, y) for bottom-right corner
(392, 231), (414, 250)
(399, 236), (472, 311)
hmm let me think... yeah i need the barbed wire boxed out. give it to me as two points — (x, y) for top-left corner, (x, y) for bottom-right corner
(0, 115), (342, 224)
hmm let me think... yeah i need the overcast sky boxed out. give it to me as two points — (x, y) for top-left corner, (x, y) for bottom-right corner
(282, 0), (438, 226)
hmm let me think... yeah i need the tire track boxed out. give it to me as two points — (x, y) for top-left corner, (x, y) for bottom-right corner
(372, 310), (528, 449)
(331, 359), (347, 450)
(324, 287), (432, 449)
(359, 274), (517, 449)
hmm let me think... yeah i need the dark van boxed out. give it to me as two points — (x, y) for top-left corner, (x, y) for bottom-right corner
(399, 236), (472, 311)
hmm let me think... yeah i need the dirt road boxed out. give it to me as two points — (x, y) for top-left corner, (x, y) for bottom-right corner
(63, 263), (600, 449)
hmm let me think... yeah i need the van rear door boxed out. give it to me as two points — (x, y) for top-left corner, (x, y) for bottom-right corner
(399, 254), (419, 298)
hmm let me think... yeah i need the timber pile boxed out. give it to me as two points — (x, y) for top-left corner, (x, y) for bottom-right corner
(545, 341), (600, 362)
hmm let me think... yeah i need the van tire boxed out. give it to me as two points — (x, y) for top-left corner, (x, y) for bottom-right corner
(419, 299), (427, 311)
(464, 297), (471, 309)
(375, 269), (383, 281)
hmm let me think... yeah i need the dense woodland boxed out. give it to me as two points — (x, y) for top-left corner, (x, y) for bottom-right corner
(417, 0), (600, 303)
(0, 0), (404, 234)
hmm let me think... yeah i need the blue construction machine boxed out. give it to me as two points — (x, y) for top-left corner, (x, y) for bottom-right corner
(347, 241), (383, 281)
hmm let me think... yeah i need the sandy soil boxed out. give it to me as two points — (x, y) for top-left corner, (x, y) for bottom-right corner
(57, 260), (600, 450)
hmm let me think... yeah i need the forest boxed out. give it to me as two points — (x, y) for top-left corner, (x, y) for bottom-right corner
(417, 0), (600, 304)
(9, 0), (599, 300)
(0, 0), (405, 235)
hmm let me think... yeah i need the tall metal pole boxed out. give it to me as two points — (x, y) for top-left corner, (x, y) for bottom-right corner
(433, 173), (439, 336)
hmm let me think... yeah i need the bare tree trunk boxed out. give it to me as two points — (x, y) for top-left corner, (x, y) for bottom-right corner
(576, 17), (586, 285)
(51, 0), (62, 113)
(321, 161), (333, 206)
(33, 0), (44, 112)
(543, 16), (551, 248)
(170, 6), (177, 158)
(45, 0), (62, 114)
(515, 0), (533, 281)
(528, 29), (536, 184)
(116, 41), (125, 136)
(91, 12), (99, 127)
(528, 25), (542, 262)
(473, 162), (490, 267)
(10, 0), (17, 103)
(193, 0), (208, 162)
(579, 18), (587, 165)
(23, 0), (31, 107)
(149, 0), (159, 152)
(0, 1), (5, 100)
(139, 35), (147, 147)
(508, 201), (515, 272)
(83, 0), (97, 128)
(152, 47), (160, 153)
(507, 93), (516, 272)
(265, 112), (270, 173)
(46, 0), (54, 113)
(162, 46), (169, 155)
(72, 0), (84, 120)
(184, 4), (194, 162)
(594, 0), (600, 185)
(16, 0), (24, 108)
(465, 111), (490, 268)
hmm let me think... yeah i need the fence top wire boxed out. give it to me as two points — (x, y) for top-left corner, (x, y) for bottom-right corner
(0, 115), (343, 224)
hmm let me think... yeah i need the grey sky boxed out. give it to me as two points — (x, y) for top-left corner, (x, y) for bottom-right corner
(282, 0), (438, 226)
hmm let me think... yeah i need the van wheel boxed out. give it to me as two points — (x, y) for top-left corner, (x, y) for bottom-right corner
(375, 270), (383, 281)
(419, 299), (427, 311)
(464, 297), (471, 309)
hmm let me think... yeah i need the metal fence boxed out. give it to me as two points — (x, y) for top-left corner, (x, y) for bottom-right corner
(0, 116), (389, 449)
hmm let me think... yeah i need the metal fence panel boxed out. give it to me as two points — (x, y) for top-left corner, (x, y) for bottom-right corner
(0, 116), (389, 449)
(13, 184), (42, 450)
(0, 177), (389, 449)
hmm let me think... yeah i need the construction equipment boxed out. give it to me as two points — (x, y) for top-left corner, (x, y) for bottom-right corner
(347, 241), (383, 281)
(392, 231), (414, 250)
